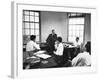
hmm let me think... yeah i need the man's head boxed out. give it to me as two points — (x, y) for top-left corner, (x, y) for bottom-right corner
(85, 41), (91, 55)
(57, 37), (62, 43)
(76, 37), (79, 42)
(30, 35), (36, 41)
(52, 29), (55, 34)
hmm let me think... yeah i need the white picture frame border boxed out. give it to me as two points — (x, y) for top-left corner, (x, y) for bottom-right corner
(11, 1), (97, 78)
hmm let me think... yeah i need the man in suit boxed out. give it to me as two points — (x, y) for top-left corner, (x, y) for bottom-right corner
(46, 29), (57, 54)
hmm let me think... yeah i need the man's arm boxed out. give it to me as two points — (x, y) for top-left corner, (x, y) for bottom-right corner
(54, 34), (57, 41)
(33, 42), (40, 50)
(54, 44), (63, 56)
(46, 34), (51, 43)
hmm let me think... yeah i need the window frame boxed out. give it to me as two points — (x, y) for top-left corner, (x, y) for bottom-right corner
(67, 13), (85, 43)
(22, 10), (41, 43)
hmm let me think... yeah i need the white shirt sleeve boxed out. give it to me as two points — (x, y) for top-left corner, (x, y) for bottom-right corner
(26, 41), (40, 51)
(33, 42), (40, 50)
(54, 43), (64, 56)
(54, 41), (58, 50)
(74, 41), (81, 48)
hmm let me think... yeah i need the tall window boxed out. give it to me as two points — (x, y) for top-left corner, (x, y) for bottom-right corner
(68, 13), (85, 43)
(23, 10), (40, 42)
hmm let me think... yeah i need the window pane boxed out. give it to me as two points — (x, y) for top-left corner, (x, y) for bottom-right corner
(69, 18), (84, 24)
(25, 16), (29, 21)
(35, 17), (39, 22)
(69, 37), (72, 42)
(69, 25), (73, 30)
(75, 25), (79, 31)
(35, 23), (39, 29)
(79, 31), (83, 36)
(69, 31), (73, 36)
(24, 11), (29, 15)
(30, 23), (34, 29)
(31, 29), (34, 35)
(69, 37), (75, 42)
(73, 25), (76, 31)
(79, 18), (84, 24)
(72, 30), (76, 36)
(69, 19), (73, 24)
(30, 16), (34, 22)
(25, 23), (29, 28)
(80, 37), (83, 42)
(75, 31), (80, 37)
(25, 29), (29, 35)
(79, 25), (84, 30)
(36, 36), (39, 42)
(30, 12), (34, 16)
(35, 30), (39, 35)
(23, 10), (40, 42)
(70, 13), (77, 16)
(35, 12), (39, 16)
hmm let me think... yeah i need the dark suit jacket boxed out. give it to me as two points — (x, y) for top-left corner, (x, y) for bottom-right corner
(46, 34), (57, 46)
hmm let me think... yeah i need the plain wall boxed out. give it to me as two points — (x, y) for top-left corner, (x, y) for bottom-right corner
(40, 11), (68, 42)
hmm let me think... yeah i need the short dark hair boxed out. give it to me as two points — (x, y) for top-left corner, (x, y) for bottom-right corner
(57, 37), (62, 42)
(85, 41), (91, 54)
(76, 37), (79, 40)
(52, 29), (55, 32)
(30, 35), (36, 41)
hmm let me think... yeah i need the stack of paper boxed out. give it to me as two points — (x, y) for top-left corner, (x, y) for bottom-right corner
(36, 54), (51, 59)
(34, 50), (46, 55)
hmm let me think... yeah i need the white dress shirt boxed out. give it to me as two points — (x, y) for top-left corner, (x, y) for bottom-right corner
(26, 40), (40, 51)
(74, 41), (81, 48)
(54, 43), (64, 56)
(72, 51), (91, 66)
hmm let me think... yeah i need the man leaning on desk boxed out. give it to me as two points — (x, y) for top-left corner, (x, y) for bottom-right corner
(53, 37), (64, 65)
(73, 37), (82, 57)
(26, 35), (40, 56)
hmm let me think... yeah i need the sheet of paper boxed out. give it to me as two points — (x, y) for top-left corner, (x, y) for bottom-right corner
(68, 45), (76, 48)
(34, 50), (46, 55)
(36, 54), (51, 59)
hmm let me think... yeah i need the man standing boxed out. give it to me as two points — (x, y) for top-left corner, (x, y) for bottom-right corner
(46, 29), (57, 54)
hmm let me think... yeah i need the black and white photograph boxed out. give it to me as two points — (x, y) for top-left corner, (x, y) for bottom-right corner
(11, 2), (97, 78)
(0, 0), (99, 79)
(22, 10), (91, 69)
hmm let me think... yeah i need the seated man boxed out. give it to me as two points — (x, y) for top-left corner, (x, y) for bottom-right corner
(53, 37), (64, 65)
(72, 41), (91, 67)
(24, 35), (41, 69)
(74, 37), (81, 48)
(26, 35), (40, 56)
(73, 37), (82, 57)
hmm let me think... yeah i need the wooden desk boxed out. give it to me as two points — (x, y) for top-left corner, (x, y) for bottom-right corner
(63, 46), (76, 61)
(24, 52), (58, 69)
(39, 57), (58, 68)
